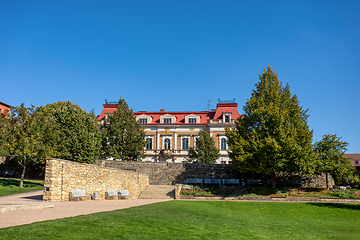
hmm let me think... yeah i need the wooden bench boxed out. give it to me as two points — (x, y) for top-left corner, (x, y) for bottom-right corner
(222, 179), (240, 187)
(204, 179), (222, 186)
(107, 189), (121, 199)
(107, 189), (132, 199)
(186, 178), (203, 187)
(2, 170), (14, 178)
(71, 189), (91, 201)
(119, 190), (132, 199)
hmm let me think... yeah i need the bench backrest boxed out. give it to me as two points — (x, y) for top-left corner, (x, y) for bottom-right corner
(107, 189), (118, 196)
(204, 179), (221, 184)
(72, 189), (86, 197)
(120, 190), (129, 196)
(222, 179), (239, 184)
(186, 179), (203, 184)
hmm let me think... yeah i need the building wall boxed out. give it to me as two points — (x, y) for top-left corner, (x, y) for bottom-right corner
(43, 158), (149, 201)
(96, 159), (241, 185)
(0, 102), (10, 117)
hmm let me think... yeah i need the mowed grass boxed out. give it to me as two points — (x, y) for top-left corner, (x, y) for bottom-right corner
(1, 201), (360, 240)
(0, 178), (44, 196)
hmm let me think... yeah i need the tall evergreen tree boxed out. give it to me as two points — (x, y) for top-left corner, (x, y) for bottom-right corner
(314, 134), (355, 188)
(188, 127), (219, 163)
(101, 98), (146, 161)
(226, 66), (315, 188)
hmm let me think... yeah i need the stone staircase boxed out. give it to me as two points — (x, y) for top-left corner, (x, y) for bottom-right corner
(139, 185), (176, 199)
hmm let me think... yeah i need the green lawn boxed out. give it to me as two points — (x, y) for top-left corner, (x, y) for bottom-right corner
(1, 201), (359, 239)
(0, 178), (44, 197)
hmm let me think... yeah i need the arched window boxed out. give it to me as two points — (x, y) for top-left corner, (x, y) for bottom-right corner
(164, 138), (171, 150)
(182, 138), (189, 150)
(224, 115), (230, 122)
(221, 138), (227, 150)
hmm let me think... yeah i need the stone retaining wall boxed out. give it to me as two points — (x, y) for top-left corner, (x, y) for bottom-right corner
(180, 195), (360, 203)
(96, 160), (241, 185)
(43, 159), (149, 201)
(95, 160), (332, 188)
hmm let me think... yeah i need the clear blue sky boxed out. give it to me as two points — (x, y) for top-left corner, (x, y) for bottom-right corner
(1, 1), (359, 153)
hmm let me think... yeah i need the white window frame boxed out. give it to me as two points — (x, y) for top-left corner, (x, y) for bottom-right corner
(145, 136), (153, 150)
(163, 137), (171, 150)
(136, 114), (152, 124)
(160, 114), (176, 124)
(181, 137), (189, 150)
(185, 114), (200, 124)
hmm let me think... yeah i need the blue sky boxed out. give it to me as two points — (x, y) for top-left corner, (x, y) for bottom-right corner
(1, 1), (359, 153)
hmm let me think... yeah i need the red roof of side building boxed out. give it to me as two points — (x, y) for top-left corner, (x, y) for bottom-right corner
(344, 154), (360, 167)
(97, 102), (240, 125)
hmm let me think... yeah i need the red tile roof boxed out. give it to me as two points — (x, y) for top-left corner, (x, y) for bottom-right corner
(98, 102), (240, 125)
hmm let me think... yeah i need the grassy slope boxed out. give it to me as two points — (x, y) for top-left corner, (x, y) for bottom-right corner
(0, 178), (44, 196)
(0, 201), (359, 239)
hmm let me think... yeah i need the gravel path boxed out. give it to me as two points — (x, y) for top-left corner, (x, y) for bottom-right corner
(0, 191), (172, 228)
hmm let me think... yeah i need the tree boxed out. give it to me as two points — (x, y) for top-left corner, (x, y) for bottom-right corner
(5, 104), (43, 187)
(226, 66), (315, 189)
(314, 134), (355, 188)
(187, 127), (219, 163)
(35, 101), (101, 163)
(101, 98), (146, 161)
(0, 111), (8, 157)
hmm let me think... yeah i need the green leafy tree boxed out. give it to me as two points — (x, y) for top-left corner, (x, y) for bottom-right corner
(188, 127), (219, 163)
(314, 134), (355, 188)
(35, 101), (101, 163)
(101, 98), (146, 161)
(0, 111), (8, 157)
(5, 104), (44, 187)
(226, 66), (315, 189)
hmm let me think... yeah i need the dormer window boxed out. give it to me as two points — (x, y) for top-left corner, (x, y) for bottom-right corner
(136, 114), (152, 124)
(188, 118), (197, 123)
(185, 114), (200, 124)
(223, 113), (231, 123)
(160, 114), (176, 124)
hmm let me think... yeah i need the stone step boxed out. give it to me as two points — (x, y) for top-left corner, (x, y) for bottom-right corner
(139, 185), (176, 199)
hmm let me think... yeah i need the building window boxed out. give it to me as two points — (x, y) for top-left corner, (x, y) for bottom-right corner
(146, 138), (152, 150)
(194, 137), (199, 149)
(224, 115), (230, 122)
(221, 161), (227, 164)
(356, 160), (359, 165)
(140, 118), (148, 124)
(164, 118), (172, 123)
(182, 138), (189, 150)
(164, 138), (171, 149)
(188, 118), (197, 123)
(221, 138), (227, 150)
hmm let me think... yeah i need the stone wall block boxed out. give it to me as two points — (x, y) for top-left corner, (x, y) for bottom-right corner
(43, 158), (149, 201)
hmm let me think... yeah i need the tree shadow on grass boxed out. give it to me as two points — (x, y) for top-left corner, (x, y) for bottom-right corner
(307, 203), (360, 211)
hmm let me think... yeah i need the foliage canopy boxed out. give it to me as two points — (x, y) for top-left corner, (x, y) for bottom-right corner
(314, 134), (355, 186)
(226, 66), (315, 188)
(101, 98), (146, 161)
(35, 101), (101, 163)
(187, 127), (219, 163)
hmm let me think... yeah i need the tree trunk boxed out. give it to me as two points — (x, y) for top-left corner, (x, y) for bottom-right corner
(271, 173), (276, 189)
(19, 159), (26, 188)
(325, 172), (329, 190)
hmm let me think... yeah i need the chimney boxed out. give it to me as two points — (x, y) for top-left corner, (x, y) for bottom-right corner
(160, 109), (165, 112)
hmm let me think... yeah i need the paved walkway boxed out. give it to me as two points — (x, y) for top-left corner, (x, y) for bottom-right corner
(0, 191), (172, 229)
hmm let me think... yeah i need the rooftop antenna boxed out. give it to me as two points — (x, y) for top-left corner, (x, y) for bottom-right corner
(207, 99), (211, 111)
